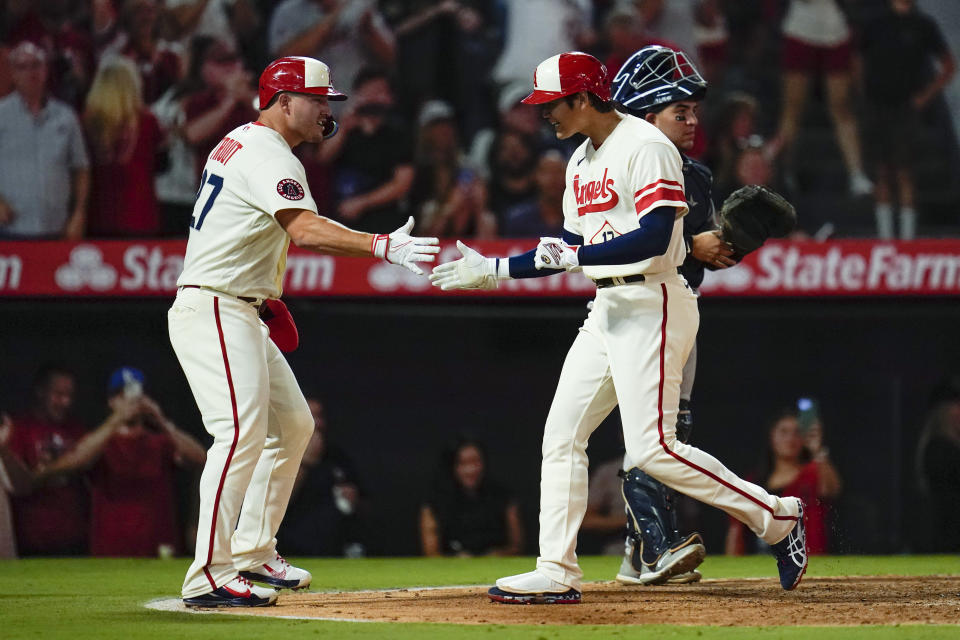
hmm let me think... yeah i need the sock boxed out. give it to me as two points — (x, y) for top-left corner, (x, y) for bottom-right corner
(900, 207), (917, 240)
(875, 203), (894, 239)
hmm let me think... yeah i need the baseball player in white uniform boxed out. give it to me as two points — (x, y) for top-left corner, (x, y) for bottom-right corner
(171, 56), (438, 608)
(430, 52), (808, 604)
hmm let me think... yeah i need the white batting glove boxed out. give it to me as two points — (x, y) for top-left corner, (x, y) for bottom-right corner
(371, 216), (440, 275)
(429, 240), (500, 290)
(534, 237), (581, 272)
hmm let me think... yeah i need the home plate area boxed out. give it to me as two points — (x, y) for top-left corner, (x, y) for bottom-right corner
(147, 576), (960, 626)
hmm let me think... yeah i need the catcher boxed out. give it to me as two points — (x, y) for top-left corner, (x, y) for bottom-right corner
(610, 45), (796, 586)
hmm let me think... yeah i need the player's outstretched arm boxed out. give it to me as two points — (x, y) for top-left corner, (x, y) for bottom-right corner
(429, 240), (502, 290)
(278, 210), (439, 275)
(430, 229), (591, 291)
(533, 206), (676, 272)
(370, 216), (440, 275)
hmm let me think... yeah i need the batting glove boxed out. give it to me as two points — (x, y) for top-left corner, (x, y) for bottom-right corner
(429, 240), (501, 290)
(371, 216), (440, 275)
(534, 237), (581, 272)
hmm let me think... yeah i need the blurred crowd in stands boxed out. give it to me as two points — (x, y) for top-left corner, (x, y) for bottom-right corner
(5, 361), (959, 558)
(0, 0), (957, 243)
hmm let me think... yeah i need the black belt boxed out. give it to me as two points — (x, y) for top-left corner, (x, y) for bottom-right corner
(594, 274), (646, 289)
(181, 285), (259, 305)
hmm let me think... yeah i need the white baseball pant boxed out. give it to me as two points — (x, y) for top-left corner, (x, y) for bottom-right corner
(534, 273), (799, 591)
(169, 287), (313, 598)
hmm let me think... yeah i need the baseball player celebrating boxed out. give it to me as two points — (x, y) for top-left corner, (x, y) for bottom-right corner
(171, 56), (438, 608)
(430, 52), (807, 604)
(611, 46), (734, 586)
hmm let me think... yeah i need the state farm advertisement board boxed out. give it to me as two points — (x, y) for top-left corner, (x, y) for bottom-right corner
(0, 239), (958, 298)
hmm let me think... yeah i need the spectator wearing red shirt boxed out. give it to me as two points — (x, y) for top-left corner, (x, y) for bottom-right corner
(180, 36), (257, 177)
(40, 367), (207, 557)
(83, 55), (167, 237)
(5, 365), (89, 555)
(725, 407), (842, 556)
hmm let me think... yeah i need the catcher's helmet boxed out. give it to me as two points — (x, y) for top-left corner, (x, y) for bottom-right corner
(611, 46), (707, 116)
(521, 51), (610, 105)
(258, 56), (347, 109)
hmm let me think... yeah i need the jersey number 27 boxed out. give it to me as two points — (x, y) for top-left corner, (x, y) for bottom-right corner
(191, 171), (224, 231)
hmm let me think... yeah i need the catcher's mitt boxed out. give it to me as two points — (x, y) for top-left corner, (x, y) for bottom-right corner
(718, 185), (796, 260)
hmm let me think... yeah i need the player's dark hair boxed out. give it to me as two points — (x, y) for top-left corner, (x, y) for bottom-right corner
(643, 102), (671, 117)
(564, 91), (615, 113)
(262, 92), (283, 110)
(613, 100), (671, 119)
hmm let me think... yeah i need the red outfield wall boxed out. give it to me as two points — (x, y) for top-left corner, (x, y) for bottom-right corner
(1, 238), (958, 298)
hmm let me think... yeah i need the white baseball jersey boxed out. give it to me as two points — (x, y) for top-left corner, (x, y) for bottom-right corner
(562, 113), (689, 280)
(172, 120), (318, 597)
(177, 122), (318, 300)
(528, 117), (800, 595)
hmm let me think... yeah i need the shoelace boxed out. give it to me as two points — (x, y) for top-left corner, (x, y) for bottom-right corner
(236, 576), (254, 588)
(275, 553), (290, 568)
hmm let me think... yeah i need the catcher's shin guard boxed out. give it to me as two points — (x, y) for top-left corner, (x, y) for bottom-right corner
(620, 467), (683, 565)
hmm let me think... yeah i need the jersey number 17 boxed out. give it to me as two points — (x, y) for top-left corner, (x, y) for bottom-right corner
(191, 171), (224, 231)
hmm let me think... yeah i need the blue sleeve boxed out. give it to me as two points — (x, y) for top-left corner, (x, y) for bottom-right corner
(563, 229), (584, 246)
(577, 206), (674, 266)
(504, 230), (586, 278)
(506, 249), (552, 279)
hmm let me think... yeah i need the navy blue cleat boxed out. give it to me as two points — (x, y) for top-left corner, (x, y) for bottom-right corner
(771, 499), (808, 591)
(183, 576), (278, 608)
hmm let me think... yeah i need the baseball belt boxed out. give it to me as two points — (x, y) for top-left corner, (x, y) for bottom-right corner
(180, 285), (261, 307)
(594, 274), (646, 289)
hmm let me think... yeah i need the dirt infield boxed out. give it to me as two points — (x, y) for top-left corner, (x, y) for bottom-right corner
(229, 576), (960, 626)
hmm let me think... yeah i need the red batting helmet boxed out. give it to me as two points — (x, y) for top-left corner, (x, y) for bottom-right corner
(258, 56), (347, 109)
(521, 52), (610, 105)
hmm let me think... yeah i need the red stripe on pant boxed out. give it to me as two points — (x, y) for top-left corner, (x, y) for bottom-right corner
(654, 283), (795, 522)
(202, 296), (242, 590)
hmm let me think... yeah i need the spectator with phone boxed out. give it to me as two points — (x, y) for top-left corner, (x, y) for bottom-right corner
(41, 366), (206, 556)
(725, 401), (842, 556)
(409, 100), (497, 239)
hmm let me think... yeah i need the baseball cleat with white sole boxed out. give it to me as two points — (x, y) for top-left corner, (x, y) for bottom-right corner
(240, 553), (312, 590)
(615, 532), (706, 586)
(183, 575), (278, 608)
(488, 570), (581, 604)
(771, 498), (808, 591)
(666, 569), (702, 584)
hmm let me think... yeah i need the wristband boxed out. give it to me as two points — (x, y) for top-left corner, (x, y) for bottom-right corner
(371, 234), (389, 260)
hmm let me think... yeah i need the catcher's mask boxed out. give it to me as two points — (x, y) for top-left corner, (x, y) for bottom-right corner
(611, 45), (707, 117)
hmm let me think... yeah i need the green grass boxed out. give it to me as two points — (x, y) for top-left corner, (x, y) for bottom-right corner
(0, 555), (957, 639)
